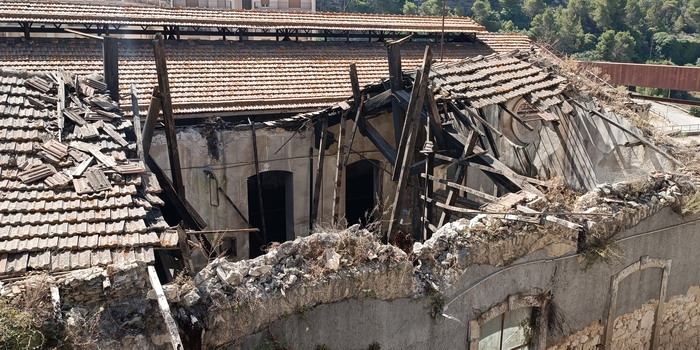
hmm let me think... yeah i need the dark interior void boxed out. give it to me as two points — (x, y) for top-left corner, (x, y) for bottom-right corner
(247, 171), (293, 258)
(345, 160), (379, 226)
(242, 0), (252, 9)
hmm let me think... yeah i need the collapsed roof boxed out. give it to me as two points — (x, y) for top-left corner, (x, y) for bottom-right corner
(0, 69), (174, 277)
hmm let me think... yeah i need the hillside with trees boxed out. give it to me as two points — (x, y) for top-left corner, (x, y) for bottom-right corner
(317, 0), (700, 67)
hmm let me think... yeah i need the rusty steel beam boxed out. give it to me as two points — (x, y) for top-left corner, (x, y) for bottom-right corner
(579, 61), (700, 92)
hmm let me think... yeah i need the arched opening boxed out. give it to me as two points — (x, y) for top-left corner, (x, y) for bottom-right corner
(247, 171), (294, 258)
(345, 159), (381, 226)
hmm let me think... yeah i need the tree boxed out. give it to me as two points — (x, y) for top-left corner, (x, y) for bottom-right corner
(403, 1), (419, 15)
(568, 0), (597, 33)
(555, 7), (585, 53)
(471, 0), (501, 31)
(499, 0), (529, 29)
(595, 30), (616, 60)
(523, 0), (545, 20)
(530, 8), (559, 45)
(612, 31), (637, 61)
(687, 0), (700, 32)
(419, 0), (441, 16)
(593, 0), (626, 31)
(624, 0), (645, 31)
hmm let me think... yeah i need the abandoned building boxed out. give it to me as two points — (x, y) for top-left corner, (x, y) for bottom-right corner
(1, 1), (700, 350)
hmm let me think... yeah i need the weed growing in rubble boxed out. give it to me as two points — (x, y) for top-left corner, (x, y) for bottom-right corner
(428, 289), (446, 319)
(681, 191), (700, 215)
(367, 342), (381, 350)
(581, 235), (623, 268)
(294, 305), (311, 319)
(314, 345), (331, 350)
(0, 298), (46, 350)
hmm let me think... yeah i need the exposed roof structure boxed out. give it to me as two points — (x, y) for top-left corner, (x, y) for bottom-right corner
(0, 0), (485, 33)
(431, 51), (567, 109)
(0, 70), (174, 276)
(0, 35), (530, 117)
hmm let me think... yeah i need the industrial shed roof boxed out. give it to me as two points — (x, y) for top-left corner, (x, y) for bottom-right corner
(0, 36), (529, 117)
(0, 70), (173, 276)
(0, 0), (485, 33)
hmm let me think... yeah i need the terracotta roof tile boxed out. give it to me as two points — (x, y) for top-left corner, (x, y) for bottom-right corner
(0, 69), (170, 276)
(0, 39), (497, 116)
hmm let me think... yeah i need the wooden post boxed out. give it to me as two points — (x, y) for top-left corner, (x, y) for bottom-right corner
(248, 118), (267, 246)
(310, 117), (329, 226)
(153, 33), (186, 199)
(332, 110), (348, 225)
(392, 46), (432, 181)
(422, 128), (435, 241)
(57, 75), (65, 142)
(387, 46), (433, 240)
(387, 40), (406, 145)
(142, 87), (161, 157)
(131, 84), (144, 162)
(344, 63), (362, 166)
(147, 266), (184, 350)
(176, 224), (195, 275)
(103, 37), (120, 102)
(437, 131), (476, 228)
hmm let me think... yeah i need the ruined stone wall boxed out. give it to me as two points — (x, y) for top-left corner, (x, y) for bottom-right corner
(0, 263), (171, 349)
(548, 286), (700, 350)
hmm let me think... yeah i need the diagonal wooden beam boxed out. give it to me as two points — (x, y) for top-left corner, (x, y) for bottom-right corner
(571, 99), (683, 167)
(437, 131), (476, 228)
(387, 37), (408, 145)
(392, 48), (434, 181)
(344, 63), (363, 166)
(387, 46), (433, 240)
(248, 118), (267, 245)
(310, 117), (329, 226)
(498, 103), (535, 132)
(153, 33), (185, 199)
(359, 117), (397, 164)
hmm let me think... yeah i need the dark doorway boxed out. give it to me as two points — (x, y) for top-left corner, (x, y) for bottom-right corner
(345, 160), (380, 226)
(247, 171), (294, 258)
(242, 0), (252, 9)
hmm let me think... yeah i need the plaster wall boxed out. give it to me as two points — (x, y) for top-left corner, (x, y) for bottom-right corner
(149, 115), (398, 260)
(232, 208), (700, 350)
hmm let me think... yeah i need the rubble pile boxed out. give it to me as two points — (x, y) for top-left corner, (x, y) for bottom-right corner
(171, 226), (413, 344)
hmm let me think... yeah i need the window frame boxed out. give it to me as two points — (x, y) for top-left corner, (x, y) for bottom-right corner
(469, 293), (551, 350)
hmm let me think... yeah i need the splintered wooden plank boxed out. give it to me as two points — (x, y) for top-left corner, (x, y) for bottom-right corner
(69, 141), (117, 168)
(538, 111), (560, 122)
(100, 123), (129, 147)
(72, 156), (94, 177)
(483, 192), (527, 212)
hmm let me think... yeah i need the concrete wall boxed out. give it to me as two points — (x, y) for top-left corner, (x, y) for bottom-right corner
(229, 208), (700, 350)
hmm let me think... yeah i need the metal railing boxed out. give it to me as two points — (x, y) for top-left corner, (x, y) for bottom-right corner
(661, 124), (700, 135)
